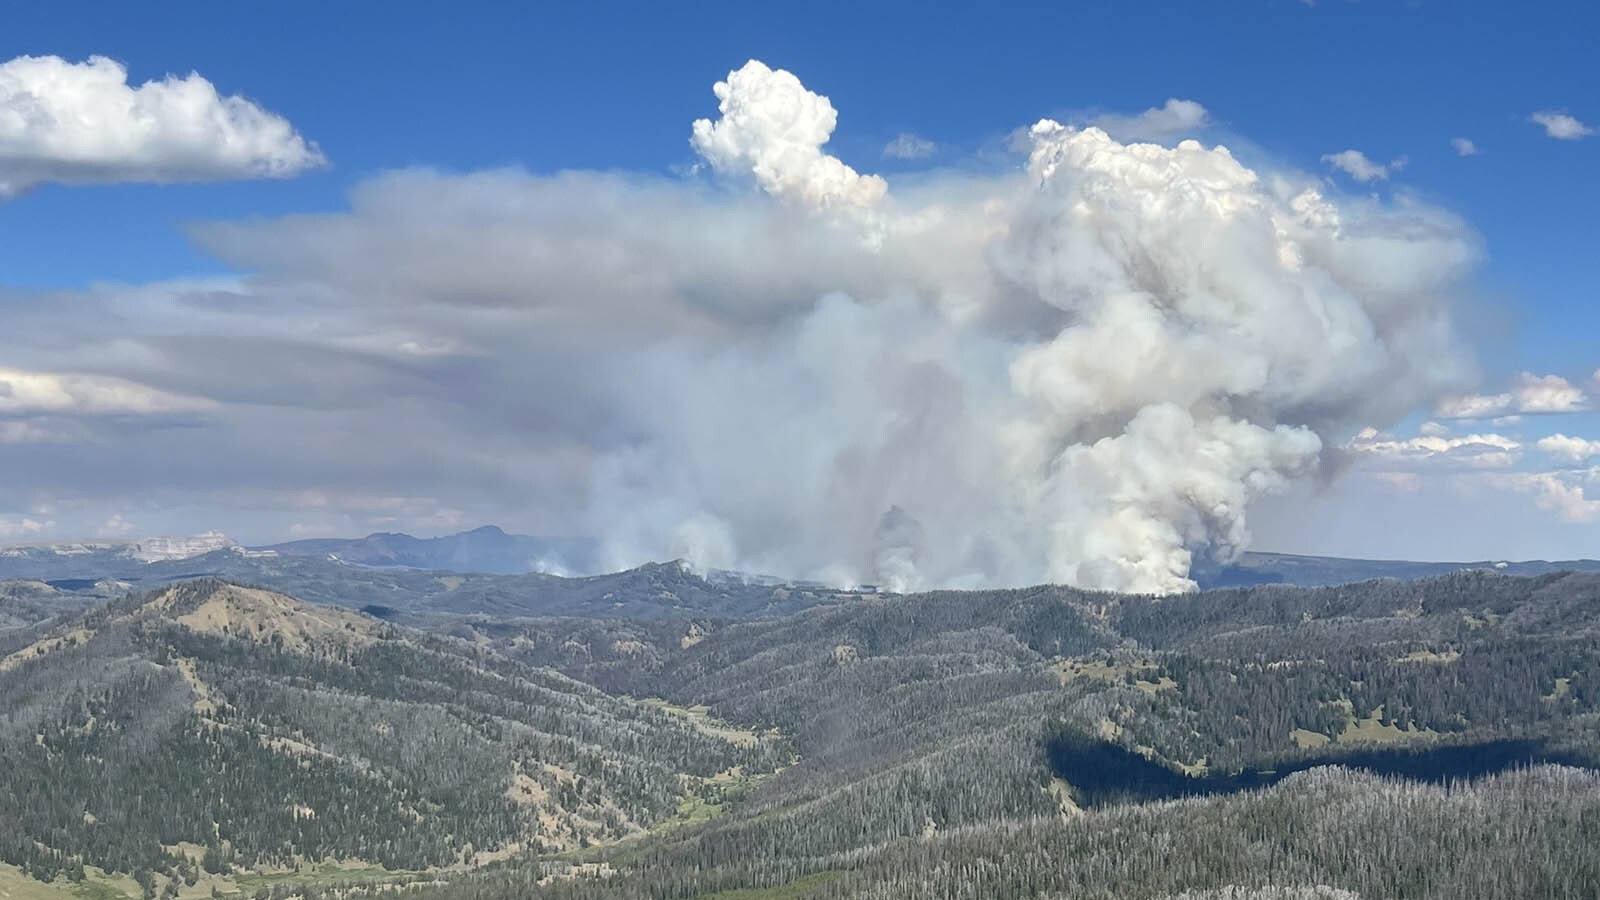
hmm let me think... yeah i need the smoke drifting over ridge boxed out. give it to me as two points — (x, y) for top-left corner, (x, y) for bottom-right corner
(15, 60), (1480, 593)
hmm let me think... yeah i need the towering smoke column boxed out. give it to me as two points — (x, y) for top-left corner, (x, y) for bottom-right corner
(998, 123), (1352, 592)
(584, 60), (1474, 594)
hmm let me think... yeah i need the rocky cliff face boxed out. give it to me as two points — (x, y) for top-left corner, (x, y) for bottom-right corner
(127, 531), (241, 562)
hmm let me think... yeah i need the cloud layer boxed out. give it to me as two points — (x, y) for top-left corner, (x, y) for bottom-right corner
(0, 54), (323, 198)
(1348, 428), (1521, 469)
(1435, 372), (1589, 419)
(2, 60), (1491, 593)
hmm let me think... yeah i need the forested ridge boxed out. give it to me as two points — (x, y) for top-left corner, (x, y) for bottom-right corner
(2, 569), (1598, 898)
(0, 579), (785, 894)
(0, 554), (854, 624)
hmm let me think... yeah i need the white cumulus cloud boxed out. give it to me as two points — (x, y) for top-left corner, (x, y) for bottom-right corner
(1516, 373), (1589, 412)
(1451, 137), (1478, 156)
(0, 54), (323, 199)
(1531, 111), (1595, 141)
(1537, 434), (1600, 464)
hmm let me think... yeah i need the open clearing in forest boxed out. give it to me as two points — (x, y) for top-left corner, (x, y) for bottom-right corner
(1292, 701), (1439, 749)
(1054, 657), (1176, 692)
(638, 698), (774, 747)
(0, 865), (78, 900)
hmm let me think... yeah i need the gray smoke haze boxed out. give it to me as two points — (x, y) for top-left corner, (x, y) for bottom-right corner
(0, 60), (1481, 592)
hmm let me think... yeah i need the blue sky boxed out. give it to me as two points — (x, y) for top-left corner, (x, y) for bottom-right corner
(0, 0), (1596, 583)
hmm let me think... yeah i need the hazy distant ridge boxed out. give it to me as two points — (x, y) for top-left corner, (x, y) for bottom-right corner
(260, 525), (598, 575)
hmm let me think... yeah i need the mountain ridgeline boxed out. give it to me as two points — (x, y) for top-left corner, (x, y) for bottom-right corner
(259, 526), (600, 576)
(0, 564), (1598, 899)
(4, 525), (1599, 618)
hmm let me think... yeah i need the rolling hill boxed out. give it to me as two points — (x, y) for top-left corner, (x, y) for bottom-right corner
(0, 579), (786, 892)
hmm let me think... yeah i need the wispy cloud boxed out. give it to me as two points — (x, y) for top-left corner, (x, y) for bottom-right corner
(1347, 428), (1521, 469)
(0, 367), (214, 417)
(882, 132), (936, 159)
(1322, 149), (1406, 182)
(0, 515), (54, 540)
(1451, 137), (1478, 157)
(1531, 111), (1595, 141)
(1091, 98), (1210, 142)
(1489, 470), (1600, 523)
(1435, 373), (1589, 419)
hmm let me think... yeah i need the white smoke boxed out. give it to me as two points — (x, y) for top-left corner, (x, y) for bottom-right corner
(32, 59), (1478, 592)
(604, 64), (1465, 595)
(691, 60), (886, 210)
(873, 506), (926, 593)
(571, 62), (1474, 593)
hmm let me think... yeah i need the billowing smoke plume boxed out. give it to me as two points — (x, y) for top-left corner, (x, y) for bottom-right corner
(127, 59), (1477, 594)
(596, 61), (1473, 593)
(690, 60), (886, 210)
